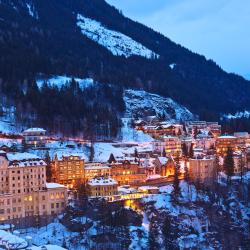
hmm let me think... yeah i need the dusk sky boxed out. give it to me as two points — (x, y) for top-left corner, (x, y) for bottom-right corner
(106, 0), (250, 78)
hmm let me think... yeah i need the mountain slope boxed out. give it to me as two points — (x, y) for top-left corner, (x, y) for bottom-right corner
(124, 89), (195, 121)
(0, 0), (250, 134)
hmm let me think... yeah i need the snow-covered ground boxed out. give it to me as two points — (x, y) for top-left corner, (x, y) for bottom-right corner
(20, 222), (78, 248)
(77, 14), (158, 59)
(124, 89), (195, 121)
(27, 140), (88, 161)
(36, 75), (95, 90)
(93, 141), (152, 162)
(169, 63), (176, 69)
(0, 106), (23, 134)
(26, 2), (38, 19)
(120, 118), (154, 142)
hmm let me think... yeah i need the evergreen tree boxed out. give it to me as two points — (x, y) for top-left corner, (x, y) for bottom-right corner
(44, 151), (52, 182)
(193, 126), (198, 139)
(89, 141), (94, 162)
(108, 153), (116, 163)
(224, 148), (234, 184)
(162, 149), (166, 157)
(215, 154), (220, 181)
(172, 153), (181, 201)
(162, 217), (172, 250)
(184, 163), (189, 183)
(189, 143), (194, 158)
(177, 128), (182, 137)
(182, 143), (188, 157)
(148, 223), (159, 250)
(62, 238), (67, 248)
(134, 148), (138, 158)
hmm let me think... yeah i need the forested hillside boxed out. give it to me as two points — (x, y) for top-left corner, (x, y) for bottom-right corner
(0, 0), (250, 135)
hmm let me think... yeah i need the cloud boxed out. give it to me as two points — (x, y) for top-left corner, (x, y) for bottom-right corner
(106, 0), (250, 76)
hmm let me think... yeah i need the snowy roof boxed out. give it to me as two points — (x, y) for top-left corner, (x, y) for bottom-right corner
(6, 153), (46, 168)
(55, 152), (86, 160)
(162, 135), (180, 140)
(0, 230), (28, 249)
(157, 157), (169, 165)
(142, 158), (156, 168)
(118, 186), (137, 194)
(6, 152), (40, 161)
(218, 135), (236, 139)
(138, 186), (159, 191)
(85, 165), (110, 170)
(88, 177), (117, 186)
(23, 128), (46, 133)
(46, 183), (66, 189)
(146, 174), (162, 180)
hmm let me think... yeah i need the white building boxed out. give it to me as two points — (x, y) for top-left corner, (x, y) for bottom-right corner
(23, 128), (47, 147)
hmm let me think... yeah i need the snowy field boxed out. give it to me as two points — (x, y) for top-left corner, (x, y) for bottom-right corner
(36, 76), (95, 90)
(93, 141), (153, 163)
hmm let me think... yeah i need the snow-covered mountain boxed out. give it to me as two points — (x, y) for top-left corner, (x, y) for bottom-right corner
(76, 14), (157, 58)
(124, 89), (195, 121)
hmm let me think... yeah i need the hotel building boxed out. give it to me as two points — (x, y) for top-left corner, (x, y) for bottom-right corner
(87, 176), (118, 200)
(52, 154), (84, 189)
(0, 151), (67, 226)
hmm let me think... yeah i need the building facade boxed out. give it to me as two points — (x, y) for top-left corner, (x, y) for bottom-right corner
(52, 154), (84, 189)
(189, 157), (216, 186)
(110, 160), (146, 186)
(87, 176), (118, 200)
(0, 151), (67, 225)
(216, 135), (241, 155)
(23, 128), (47, 147)
(153, 136), (182, 157)
(84, 163), (111, 181)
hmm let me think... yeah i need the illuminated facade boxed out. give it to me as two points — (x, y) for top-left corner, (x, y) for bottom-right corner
(84, 163), (111, 181)
(52, 154), (84, 188)
(110, 160), (146, 186)
(216, 135), (238, 155)
(153, 136), (182, 156)
(87, 176), (118, 199)
(0, 151), (67, 224)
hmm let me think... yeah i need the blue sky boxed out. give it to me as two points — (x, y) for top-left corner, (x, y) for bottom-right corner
(106, 0), (250, 78)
